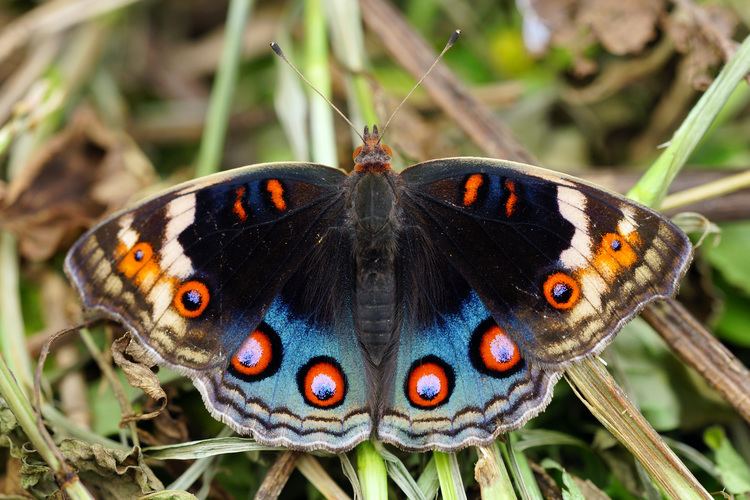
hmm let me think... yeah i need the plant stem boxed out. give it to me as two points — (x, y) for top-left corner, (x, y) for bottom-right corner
(566, 358), (710, 499)
(628, 34), (750, 207)
(475, 443), (516, 500)
(356, 441), (387, 500)
(0, 354), (93, 498)
(305, 0), (337, 166)
(434, 452), (467, 500)
(660, 168), (750, 211)
(195, 0), (253, 177)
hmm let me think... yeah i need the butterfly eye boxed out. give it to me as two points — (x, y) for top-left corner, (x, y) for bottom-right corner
(405, 356), (454, 409)
(298, 357), (347, 409)
(352, 146), (363, 161)
(381, 144), (393, 157)
(543, 272), (580, 310)
(118, 242), (153, 278)
(174, 280), (210, 318)
(470, 322), (522, 375)
(229, 323), (282, 381)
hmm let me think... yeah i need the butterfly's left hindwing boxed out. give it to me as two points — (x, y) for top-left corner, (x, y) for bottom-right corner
(65, 163), (373, 452)
(400, 158), (692, 367)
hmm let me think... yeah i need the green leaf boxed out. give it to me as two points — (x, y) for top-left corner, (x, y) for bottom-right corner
(704, 426), (750, 494)
(715, 287), (750, 347)
(704, 221), (750, 295)
(541, 459), (586, 500)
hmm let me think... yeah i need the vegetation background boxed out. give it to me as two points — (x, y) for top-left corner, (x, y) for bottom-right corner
(0, 0), (749, 498)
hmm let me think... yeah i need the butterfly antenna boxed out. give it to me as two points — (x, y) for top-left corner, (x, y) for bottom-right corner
(378, 29), (461, 142)
(270, 42), (366, 143)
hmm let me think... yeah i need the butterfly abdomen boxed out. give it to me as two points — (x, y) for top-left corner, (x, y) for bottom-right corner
(350, 172), (401, 365)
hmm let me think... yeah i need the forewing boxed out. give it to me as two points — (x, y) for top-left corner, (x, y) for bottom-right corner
(400, 158), (691, 366)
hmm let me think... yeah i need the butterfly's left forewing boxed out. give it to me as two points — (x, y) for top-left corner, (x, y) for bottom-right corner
(66, 163), (372, 451)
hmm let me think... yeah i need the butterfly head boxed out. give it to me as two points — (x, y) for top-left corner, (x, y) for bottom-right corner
(353, 125), (392, 173)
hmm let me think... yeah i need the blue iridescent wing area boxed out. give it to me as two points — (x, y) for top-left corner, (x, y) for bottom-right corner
(399, 158), (692, 367)
(65, 163), (372, 452)
(378, 272), (559, 451)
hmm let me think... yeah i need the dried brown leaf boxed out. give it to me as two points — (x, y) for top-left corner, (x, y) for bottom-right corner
(664, 4), (739, 90)
(57, 440), (163, 499)
(579, 0), (664, 56)
(0, 108), (155, 261)
(111, 334), (167, 424)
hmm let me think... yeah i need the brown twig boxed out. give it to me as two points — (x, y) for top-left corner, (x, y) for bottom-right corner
(359, 0), (535, 164)
(33, 322), (95, 488)
(254, 451), (301, 500)
(641, 299), (750, 422)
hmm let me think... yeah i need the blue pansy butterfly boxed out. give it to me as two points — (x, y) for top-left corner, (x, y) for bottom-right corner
(65, 122), (691, 452)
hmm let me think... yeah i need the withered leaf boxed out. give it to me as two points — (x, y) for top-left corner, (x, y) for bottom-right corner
(0, 108), (155, 261)
(57, 440), (163, 499)
(111, 333), (167, 425)
(579, 0), (664, 56)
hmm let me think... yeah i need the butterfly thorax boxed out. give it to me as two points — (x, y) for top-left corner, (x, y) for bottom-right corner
(349, 126), (400, 366)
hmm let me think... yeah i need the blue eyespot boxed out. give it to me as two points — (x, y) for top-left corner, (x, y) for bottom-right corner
(181, 289), (203, 311)
(610, 238), (622, 251)
(134, 249), (144, 261)
(552, 282), (573, 303)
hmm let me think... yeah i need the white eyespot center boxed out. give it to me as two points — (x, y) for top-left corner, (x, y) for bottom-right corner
(416, 374), (441, 399)
(311, 374), (336, 400)
(490, 334), (515, 363)
(238, 338), (263, 367)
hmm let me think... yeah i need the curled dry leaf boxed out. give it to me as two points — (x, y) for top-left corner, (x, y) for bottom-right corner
(111, 334), (167, 424)
(0, 108), (155, 261)
(664, 4), (738, 90)
(57, 440), (163, 499)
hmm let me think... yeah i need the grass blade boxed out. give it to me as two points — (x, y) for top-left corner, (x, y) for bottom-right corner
(195, 0), (254, 177)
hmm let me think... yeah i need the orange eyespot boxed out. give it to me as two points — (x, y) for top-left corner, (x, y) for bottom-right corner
(463, 174), (485, 206)
(117, 242), (153, 278)
(543, 272), (580, 310)
(406, 356), (454, 409)
(265, 179), (287, 212)
(602, 232), (638, 267)
(229, 323), (281, 381)
(478, 325), (521, 372)
(233, 186), (248, 221)
(298, 357), (346, 408)
(174, 280), (210, 318)
(352, 146), (363, 161)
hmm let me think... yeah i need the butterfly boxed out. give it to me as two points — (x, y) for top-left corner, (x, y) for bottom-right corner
(65, 124), (691, 452)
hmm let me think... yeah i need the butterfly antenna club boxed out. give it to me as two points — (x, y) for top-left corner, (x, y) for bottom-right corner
(378, 29), (461, 141)
(270, 41), (366, 143)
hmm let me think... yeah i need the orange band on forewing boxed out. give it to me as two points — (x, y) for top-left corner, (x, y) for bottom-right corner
(463, 174), (484, 206)
(266, 179), (287, 211)
(117, 242), (153, 279)
(590, 231), (640, 281)
(233, 186), (247, 221)
(504, 180), (518, 217)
